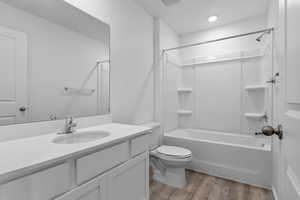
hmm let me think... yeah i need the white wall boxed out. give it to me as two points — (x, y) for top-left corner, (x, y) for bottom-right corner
(181, 60), (243, 133)
(178, 54), (271, 135)
(158, 20), (181, 61)
(180, 16), (267, 62)
(155, 19), (181, 131)
(64, 0), (154, 124)
(0, 2), (108, 122)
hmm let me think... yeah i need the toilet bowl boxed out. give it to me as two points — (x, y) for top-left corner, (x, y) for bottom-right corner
(150, 145), (192, 188)
(141, 122), (192, 188)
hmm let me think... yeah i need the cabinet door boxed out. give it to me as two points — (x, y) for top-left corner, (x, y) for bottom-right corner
(107, 152), (149, 200)
(0, 163), (69, 200)
(55, 174), (106, 200)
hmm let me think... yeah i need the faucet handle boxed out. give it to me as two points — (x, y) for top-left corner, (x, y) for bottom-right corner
(65, 116), (73, 124)
(65, 117), (76, 128)
(69, 117), (77, 128)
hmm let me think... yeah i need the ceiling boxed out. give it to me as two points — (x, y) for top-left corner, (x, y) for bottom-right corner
(133, 0), (270, 35)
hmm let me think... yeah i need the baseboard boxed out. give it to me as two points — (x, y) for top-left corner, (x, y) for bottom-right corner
(272, 186), (279, 200)
(188, 159), (271, 189)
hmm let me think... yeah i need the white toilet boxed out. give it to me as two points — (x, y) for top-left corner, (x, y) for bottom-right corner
(144, 123), (192, 188)
(151, 145), (192, 188)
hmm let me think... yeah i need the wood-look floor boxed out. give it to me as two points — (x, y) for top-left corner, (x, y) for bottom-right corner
(150, 170), (272, 200)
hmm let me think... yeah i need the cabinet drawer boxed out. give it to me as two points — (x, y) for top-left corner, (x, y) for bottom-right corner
(130, 134), (150, 157)
(76, 142), (129, 184)
(0, 163), (70, 200)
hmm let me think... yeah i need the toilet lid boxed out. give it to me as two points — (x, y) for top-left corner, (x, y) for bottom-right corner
(157, 145), (191, 158)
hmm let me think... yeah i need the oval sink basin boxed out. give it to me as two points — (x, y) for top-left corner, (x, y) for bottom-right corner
(52, 130), (110, 144)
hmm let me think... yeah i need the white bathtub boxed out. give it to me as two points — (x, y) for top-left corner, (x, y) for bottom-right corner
(164, 129), (272, 189)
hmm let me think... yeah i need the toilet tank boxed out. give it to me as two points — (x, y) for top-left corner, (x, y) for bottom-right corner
(141, 122), (161, 150)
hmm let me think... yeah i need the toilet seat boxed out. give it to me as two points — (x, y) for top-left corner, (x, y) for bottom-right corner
(156, 145), (192, 159)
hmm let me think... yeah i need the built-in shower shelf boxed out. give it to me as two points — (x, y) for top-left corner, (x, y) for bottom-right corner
(245, 113), (266, 119)
(177, 88), (192, 93)
(245, 85), (267, 91)
(177, 110), (192, 115)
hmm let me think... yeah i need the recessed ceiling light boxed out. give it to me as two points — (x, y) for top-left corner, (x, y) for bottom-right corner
(208, 15), (219, 23)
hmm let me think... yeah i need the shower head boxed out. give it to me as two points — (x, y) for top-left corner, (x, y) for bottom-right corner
(161, 0), (183, 6)
(256, 30), (271, 42)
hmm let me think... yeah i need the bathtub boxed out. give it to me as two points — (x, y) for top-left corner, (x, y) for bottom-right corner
(164, 129), (272, 189)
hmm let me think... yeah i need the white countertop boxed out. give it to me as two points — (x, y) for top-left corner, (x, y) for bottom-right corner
(0, 123), (152, 183)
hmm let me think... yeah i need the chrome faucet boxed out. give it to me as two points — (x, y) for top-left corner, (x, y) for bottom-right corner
(59, 117), (77, 134)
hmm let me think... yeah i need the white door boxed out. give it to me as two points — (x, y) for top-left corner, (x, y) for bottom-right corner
(275, 0), (300, 199)
(107, 152), (149, 200)
(0, 25), (27, 125)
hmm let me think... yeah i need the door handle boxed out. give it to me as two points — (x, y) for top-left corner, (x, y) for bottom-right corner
(256, 125), (283, 140)
(19, 106), (27, 112)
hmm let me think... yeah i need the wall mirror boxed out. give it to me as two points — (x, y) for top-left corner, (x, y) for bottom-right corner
(0, 0), (110, 125)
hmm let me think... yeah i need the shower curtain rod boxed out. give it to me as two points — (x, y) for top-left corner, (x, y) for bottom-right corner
(162, 28), (274, 53)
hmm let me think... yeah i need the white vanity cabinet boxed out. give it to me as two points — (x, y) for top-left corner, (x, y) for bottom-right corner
(0, 132), (151, 200)
(107, 152), (149, 200)
(56, 152), (149, 200)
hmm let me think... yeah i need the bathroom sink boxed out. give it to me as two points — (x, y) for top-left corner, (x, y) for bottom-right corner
(52, 130), (110, 144)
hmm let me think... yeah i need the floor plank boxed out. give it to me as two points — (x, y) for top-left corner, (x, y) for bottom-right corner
(150, 170), (272, 200)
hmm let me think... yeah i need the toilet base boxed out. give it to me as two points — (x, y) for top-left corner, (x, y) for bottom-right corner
(153, 167), (186, 188)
